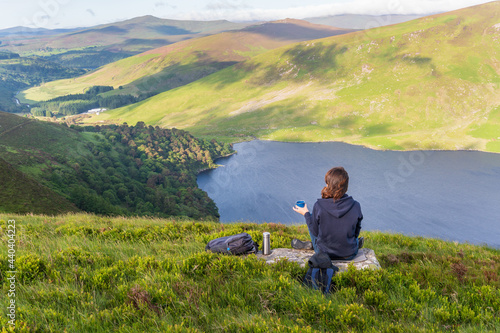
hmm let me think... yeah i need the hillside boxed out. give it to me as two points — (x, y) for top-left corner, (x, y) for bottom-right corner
(0, 111), (231, 218)
(20, 19), (355, 102)
(0, 113), (82, 214)
(87, 2), (500, 152)
(0, 213), (498, 331)
(0, 158), (79, 214)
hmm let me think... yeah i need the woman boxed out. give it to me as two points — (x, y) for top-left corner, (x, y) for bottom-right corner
(293, 166), (363, 260)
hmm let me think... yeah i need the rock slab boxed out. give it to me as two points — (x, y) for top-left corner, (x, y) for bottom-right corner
(256, 248), (381, 272)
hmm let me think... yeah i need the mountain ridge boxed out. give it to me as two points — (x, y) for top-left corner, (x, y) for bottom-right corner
(0, 16), (250, 55)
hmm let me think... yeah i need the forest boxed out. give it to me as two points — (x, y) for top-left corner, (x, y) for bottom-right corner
(42, 122), (233, 219)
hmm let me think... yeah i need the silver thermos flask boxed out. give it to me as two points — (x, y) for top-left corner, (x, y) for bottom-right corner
(263, 232), (271, 255)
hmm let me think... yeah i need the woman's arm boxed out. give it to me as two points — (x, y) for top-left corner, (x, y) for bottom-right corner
(305, 209), (319, 238)
(354, 206), (363, 238)
(294, 203), (319, 237)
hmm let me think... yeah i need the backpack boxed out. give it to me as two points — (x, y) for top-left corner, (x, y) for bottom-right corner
(205, 232), (259, 255)
(303, 252), (339, 294)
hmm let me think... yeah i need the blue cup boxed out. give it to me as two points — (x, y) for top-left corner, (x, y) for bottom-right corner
(296, 200), (305, 208)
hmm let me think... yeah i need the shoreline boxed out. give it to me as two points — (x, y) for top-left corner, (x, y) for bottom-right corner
(196, 151), (237, 174)
(225, 137), (500, 155)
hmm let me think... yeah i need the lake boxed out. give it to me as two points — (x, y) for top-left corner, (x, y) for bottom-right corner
(197, 140), (500, 248)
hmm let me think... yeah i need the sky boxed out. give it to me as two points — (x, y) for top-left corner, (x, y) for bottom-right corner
(0, 0), (494, 30)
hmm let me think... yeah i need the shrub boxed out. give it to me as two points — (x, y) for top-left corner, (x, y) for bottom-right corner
(336, 303), (370, 331)
(17, 254), (46, 282)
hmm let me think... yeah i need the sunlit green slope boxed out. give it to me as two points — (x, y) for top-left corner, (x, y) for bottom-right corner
(94, 2), (500, 152)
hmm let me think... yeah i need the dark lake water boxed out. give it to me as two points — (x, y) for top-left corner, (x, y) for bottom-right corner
(197, 140), (500, 248)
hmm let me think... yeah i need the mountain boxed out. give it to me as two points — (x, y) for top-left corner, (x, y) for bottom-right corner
(0, 26), (82, 38)
(87, 2), (500, 152)
(0, 16), (250, 55)
(20, 19), (355, 101)
(305, 14), (426, 30)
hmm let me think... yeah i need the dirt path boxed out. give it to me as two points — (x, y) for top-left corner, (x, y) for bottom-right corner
(0, 119), (33, 138)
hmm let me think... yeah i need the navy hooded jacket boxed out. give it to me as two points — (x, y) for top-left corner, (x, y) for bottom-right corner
(304, 194), (363, 258)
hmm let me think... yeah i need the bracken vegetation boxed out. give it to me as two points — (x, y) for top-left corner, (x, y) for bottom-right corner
(0, 214), (498, 332)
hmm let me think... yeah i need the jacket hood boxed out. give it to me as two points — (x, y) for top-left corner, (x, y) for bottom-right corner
(317, 194), (355, 218)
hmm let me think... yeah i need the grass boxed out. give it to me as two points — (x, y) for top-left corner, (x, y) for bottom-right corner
(78, 2), (500, 153)
(0, 213), (499, 332)
(0, 113), (90, 174)
(467, 106), (500, 152)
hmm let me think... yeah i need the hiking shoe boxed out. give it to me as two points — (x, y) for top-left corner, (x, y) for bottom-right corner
(291, 239), (313, 250)
(358, 237), (365, 249)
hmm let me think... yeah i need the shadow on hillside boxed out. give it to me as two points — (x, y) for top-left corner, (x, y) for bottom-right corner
(363, 123), (392, 136)
(149, 26), (195, 36)
(122, 38), (170, 47)
(70, 26), (128, 35)
(285, 42), (348, 69)
(393, 55), (432, 66)
(234, 22), (354, 42)
(231, 43), (349, 88)
(336, 115), (359, 128)
(129, 54), (238, 95)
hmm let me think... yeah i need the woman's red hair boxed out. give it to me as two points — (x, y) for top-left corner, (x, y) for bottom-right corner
(321, 166), (349, 201)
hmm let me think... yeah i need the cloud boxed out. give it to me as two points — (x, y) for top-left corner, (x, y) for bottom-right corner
(205, 0), (250, 11)
(177, 0), (490, 21)
(155, 2), (176, 9)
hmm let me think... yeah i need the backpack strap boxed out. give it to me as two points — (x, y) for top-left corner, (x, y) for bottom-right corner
(310, 268), (321, 291)
(323, 268), (334, 294)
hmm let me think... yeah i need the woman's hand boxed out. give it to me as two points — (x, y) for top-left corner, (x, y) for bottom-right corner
(293, 204), (309, 216)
